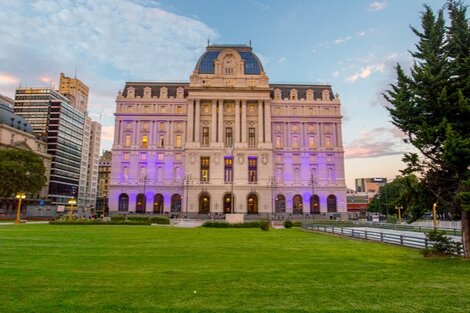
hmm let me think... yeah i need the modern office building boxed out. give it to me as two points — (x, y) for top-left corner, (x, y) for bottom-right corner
(109, 44), (347, 217)
(14, 88), (84, 206)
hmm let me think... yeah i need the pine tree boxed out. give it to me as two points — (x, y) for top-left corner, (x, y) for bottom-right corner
(384, 1), (470, 258)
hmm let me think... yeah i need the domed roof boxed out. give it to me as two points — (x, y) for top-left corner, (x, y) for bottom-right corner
(195, 44), (264, 75)
(0, 103), (33, 133)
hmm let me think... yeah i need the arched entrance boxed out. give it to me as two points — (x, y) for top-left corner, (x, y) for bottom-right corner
(118, 193), (129, 211)
(171, 194), (182, 212)
(293, 194), (303, 214)
(153, 193), (164, 214)
(223, 193), (233, 214)
(199, 193), (210, 214)
(310, 194), (320, 214)
(327, 194), (337, 212)
(247, 193), (258, 214)
(136, 193), (146, 213)
(275, 194), (286, 213)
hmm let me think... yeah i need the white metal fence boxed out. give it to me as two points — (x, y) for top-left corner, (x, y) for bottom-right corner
(303, 224), (464, 256)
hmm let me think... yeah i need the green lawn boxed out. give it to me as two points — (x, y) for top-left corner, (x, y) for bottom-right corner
(0, 225), (469, 313)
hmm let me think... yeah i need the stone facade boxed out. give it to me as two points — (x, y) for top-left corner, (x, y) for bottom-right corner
(109, 44), (347, 218)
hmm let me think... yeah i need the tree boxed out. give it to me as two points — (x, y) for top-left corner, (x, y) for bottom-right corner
(0, 148), (47, 199)
(384, 1), (470, 258)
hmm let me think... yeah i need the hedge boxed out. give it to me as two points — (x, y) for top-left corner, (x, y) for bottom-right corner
(49, 219), (150, 225)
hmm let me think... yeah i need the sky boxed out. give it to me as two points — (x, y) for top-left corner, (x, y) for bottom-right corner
(0, 0), (448, 188)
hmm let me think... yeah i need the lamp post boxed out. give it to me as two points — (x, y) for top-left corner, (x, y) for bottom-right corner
(183, 174), (192, 218)
(68, 198), (77, 221)
(15, 192), (26, 225)
(310, 173), (317, 216)
(267, 176), (277, 219)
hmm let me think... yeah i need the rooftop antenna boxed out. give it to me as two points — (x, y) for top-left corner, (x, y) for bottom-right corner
(74, 65), (78, 79)
(207, 37), (210, 46)
(249, 39), (252, 47)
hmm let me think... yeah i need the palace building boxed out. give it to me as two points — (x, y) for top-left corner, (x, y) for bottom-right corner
(109, 44), (347, 218)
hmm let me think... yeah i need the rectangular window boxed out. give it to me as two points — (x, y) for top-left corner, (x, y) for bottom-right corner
(292, 136), (299, 148)
(159, 135), (165, 147)
(142, 122), (149, 131)
(176, 106), (183, 113)
(225, 127), (233, 147)
(126, 106), (133, 113)
(141, 135), (148, 148)
(224, 156), (233, 183)
(124, 134), (131, 147)
(325, 136), (332, 148)
(143, 105), (149, 113)
(200, 157), (210, 183)
(158, 153), (164, 161)
(275, 136), (282, 148)
(140, 153), (147, 161)
(248, 128), (256, 147)
(202, 127), (209, 146)
(123, 152), (130, 160)
(175, 135), (181, 148)
(309, 137), (315, 149)
(160, 106), (166, 113)
(126, 122), (132, 130)
(248, 157), (257, 184)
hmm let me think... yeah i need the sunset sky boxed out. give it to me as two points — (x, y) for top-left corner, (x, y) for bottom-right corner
(0, 0), (445, 188)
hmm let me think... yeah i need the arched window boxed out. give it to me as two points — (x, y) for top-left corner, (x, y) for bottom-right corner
(223, 193), (233, 214)
(293, 194), (303, 214)
(136, 193), (146, 213)
(327, 194), (337, 212)
(118, 193), (129, 211)
(153, 193), (164, 214)
(275, 194), (286, 213)
(310, 194), (320, 214)
(199, 193), (210, 214)
(171, 194), (182, 212)
(247, 193), (258, 214)
(140, 167), (147, 181)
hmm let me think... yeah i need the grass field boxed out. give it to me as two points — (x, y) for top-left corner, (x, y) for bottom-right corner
(0, 225), (469, 313)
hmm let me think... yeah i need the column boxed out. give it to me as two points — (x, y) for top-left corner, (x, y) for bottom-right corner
(218, 100), (224, 143)
(284, 122), (289, 147)
(336, 123), (343, 147)
(264, 101), (272, 143)
(194, 99), (201, 142)
(319, 123), (323, 147)
(114, 120), (121, 145)
(235, 100), (240, 143)
(133, 121), (139, 147)
(241, 100), (247, 143)
(186, 99), (194, 142)
(169, 121), (173, 146)
(211, 100), (217, 144)
(300, 122), (305, 148)
(258, 100), (264, 143)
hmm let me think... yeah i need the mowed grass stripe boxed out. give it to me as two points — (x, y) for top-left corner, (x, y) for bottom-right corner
(0, 225), (469, 313)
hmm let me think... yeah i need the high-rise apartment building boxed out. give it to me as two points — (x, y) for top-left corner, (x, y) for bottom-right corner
(109, 44), (347, 217)
(59, 72), (89, 113)
(355, 177), (387, 193)
(14, 88), (84, 206)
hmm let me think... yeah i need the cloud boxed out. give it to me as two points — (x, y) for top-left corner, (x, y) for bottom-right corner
(347, 64), (385, 82)
(332, 70), (340, 78)
(0, 73), (20, 85)
(0, 0), (218, 150)
(345, 127), (409, 159)
(334, 36), (352, 44)
(252, 1), (269, 11)
(277, 57), (286, 64)
(368, 1), (388, 11)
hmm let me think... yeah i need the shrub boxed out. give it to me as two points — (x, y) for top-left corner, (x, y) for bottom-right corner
(260, 220), (270, 231)
(150, 216), (170, 225)
(111, 215), (126, 222)
(293, 221), (302, 227)
(284, 220), (293, 228)
(127, 216), (150, 222)
(423, 230), (462, 256)
(387, 215), (398, 224)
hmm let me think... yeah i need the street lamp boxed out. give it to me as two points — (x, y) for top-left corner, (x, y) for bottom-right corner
(68, 198), (77, 221)
(267, 176), (277, 219)
(309, 173), (317, 216)
(183, 174), (192, 218)
(15, 192), (26, 225)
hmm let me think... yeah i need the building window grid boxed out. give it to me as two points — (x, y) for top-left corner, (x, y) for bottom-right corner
(202, 127), (209, 146)
(225, 127), (233, 147)
(200, 157), (210, 183)
(248, 128), (256, 147)
(248, 157), (257, 184)
(224, 157), (233, 183)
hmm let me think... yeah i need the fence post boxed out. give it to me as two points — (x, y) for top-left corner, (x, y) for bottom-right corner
(332, 227), (335, 234)
(380, 232), (383, 242)
(352, 229), (355, 237)
(341, 227), (344, 235)
(425, 238), (428, 249)
(400, 235), (404, 245)
(365, 230), (368, 240)
(419, 226), (421, 232)
(324, 226), (326, 232)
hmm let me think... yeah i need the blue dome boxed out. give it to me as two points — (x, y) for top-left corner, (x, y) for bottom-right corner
(0, 103), (33, 133)
(195, 44), (264, 75)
